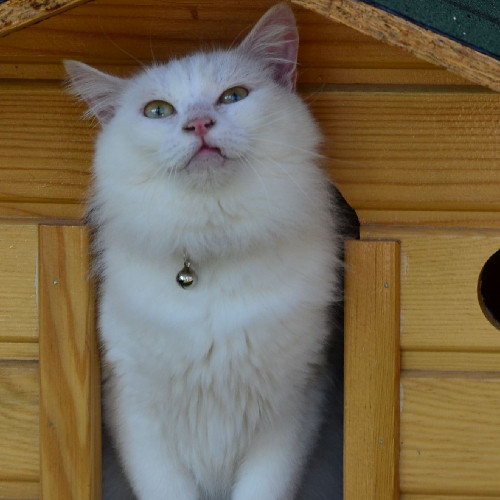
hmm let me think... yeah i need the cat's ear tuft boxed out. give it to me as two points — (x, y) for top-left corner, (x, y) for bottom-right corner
(239, 3), (298, 91)
(64, 60), (125, 124)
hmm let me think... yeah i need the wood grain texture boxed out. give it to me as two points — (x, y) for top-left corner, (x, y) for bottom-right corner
(0, 480), (39, 499)
(401, 496), (500, 500)
(314, 90), (500, 218)
(402, 351), (500, 373)
(294, 0), (500, 91)
(356, 210), (500, 229)
(0, 225), (38, 341)
(0, 83), (92, 212)
(344, 240), (400, 500)
(39, 225), (101, 500)
(400, 375), (500, 495)
(0, 362), (39, 482)
(0, 342), (38, 360)
(0, 0), (92, 38)
(0, 0), (468, 85)
(362, 227), (500, 352)
(1, 84), (498, 222)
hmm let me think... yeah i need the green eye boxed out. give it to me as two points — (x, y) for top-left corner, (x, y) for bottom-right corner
(218, 87), (249, 105)
(144, 100), (175, 119)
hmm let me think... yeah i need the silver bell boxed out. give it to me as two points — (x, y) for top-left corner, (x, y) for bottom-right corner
(176, 262), (197, 289)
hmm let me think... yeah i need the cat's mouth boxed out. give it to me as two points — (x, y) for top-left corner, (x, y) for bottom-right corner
(185, 142), (226, 170)
(197, 144), (223, 156)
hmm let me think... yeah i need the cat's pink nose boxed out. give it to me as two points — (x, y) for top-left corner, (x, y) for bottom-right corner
(183, 117), (215, 136)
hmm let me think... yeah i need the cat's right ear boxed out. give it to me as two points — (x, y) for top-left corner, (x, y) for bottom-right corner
(239, 3), (299, 91)
(64, 60), (125, 124)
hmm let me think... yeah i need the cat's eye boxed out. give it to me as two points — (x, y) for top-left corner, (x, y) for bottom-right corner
(144, 100), (175, 119)
(218, 87), (249, 105)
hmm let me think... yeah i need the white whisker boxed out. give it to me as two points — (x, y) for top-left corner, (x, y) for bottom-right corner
(247, 136), (325, 159)
(239, 155), (272, 216)
(244, 149), (313, 203)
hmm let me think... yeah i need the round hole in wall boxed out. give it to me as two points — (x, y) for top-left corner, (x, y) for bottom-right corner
(478, 250), (500, 330)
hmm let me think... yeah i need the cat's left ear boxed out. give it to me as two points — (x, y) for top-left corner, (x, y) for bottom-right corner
(239, 3), (298, 91)
(64, 60), (125, 124)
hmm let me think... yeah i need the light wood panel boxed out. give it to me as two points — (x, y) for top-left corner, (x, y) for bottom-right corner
(400, 375), (500, 495)
(0, 225), (38, 341)
(295, 0), (500, 91)
(0, 362), (39, 482)
(0, 342), (38, 361)
(1, 84), (498, 222)
(0, 0), (467, 85)
(401, 494), (500, 500)
(0, 480), (39, 499)
(315, 90), (500, 217)
(363, 227), (500, 352)
(402, 351), (500, 373)
(344, 240), (400, 500)
(355, 209), (500, 229)
(0, 82), (92, 213)
(39, 225), (101, 500)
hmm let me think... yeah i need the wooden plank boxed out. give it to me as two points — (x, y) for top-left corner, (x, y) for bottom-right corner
(39, 225), (101, 500)
(356, 210), (500, 229)
(400, 375), (500, 495)
(0, 0), (92, 38)
(0, 480), (39, 499)
(0, 225), (38, 341)
(0, 202), (85, 221)
(362, 227), (500, 352)
(0, 0), (468, 85)
(294, 0), (500, 91)
(0, 342), (38, 361)
(1, 84), (499, 221)
(344, 240), (400, 500)
(401, 495), (500, 500)
(0, 362), (39, 482)
(402, 351), (500, 373)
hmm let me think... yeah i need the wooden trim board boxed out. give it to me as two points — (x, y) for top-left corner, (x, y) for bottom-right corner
(39, 225), (101, 500)
(344, 240), (401, 499)
(0, 0), (93, 37)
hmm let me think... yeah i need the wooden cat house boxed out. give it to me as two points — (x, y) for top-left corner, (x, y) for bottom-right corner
(0, 0), (499, 498)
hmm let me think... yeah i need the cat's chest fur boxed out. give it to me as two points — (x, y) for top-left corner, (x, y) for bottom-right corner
(101, 240), (330, 489)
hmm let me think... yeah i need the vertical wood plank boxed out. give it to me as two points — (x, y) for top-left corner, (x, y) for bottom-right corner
(39, 225), (101, 500)
(344, 240), (401, 500)
(0, 224), (38, 342)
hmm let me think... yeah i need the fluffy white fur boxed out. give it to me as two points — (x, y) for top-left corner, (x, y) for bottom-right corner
(66, 4), (341, 499)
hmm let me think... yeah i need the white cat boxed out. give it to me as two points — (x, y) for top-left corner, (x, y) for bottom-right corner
(66, 4), (343, 499)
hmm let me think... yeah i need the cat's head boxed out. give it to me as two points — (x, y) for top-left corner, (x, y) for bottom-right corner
(65, 3), (319, 191)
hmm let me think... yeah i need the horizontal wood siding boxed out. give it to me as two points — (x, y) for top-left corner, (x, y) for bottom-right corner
(401, 375), (500, 495)
(0, 0), (467, 85)
(0, 84), (498, 224)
